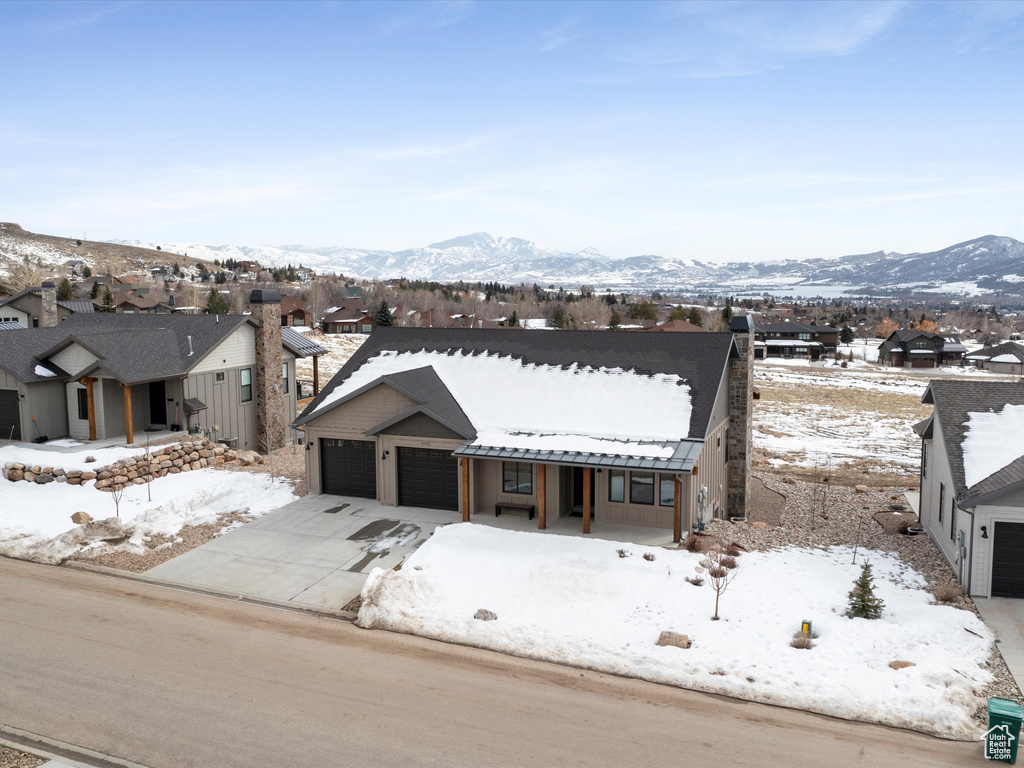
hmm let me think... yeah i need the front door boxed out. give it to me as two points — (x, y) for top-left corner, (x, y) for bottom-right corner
(568, 467), (595, 516)
(149, 380), (167, 427)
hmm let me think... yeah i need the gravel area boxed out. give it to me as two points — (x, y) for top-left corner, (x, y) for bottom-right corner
(215, 444), (307, 496)
(700, 469), (1022, 724)
(747, 476), (785, 527)
(0, 746), (44, 768)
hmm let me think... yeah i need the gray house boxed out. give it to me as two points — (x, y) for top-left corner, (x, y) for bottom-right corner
(0, 291), (324, 449)
(915, 380), (1024, 597)
(0, 283), (93, 327)
(879, 329), (967, 368)
(292, 317), (755, 541)
(966, 342), (1024, 375)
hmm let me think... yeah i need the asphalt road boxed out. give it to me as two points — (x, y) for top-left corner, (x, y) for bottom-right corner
(0, 557), (982, 767)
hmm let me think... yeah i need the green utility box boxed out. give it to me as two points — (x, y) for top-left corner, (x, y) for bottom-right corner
(987, 698), (1023, 764)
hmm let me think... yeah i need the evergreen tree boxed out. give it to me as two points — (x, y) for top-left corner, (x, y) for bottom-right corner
(373, 300), (394, 327)
(687, 307), (703, 327)
(548, 304), (567, 329)
(56, 278), (73, 301)
(721, 304), (734, 324)
(206, 287), (229, 315)
(840, 325), (855, 344)
(82, 265), (92, 278)
(90, 282), (100, 300)
(608, 309), (621, 330)
(508, 310), (519, 328)
(668, 305), (686, 321)
(846, 562), (885, 619)
(100, 286), (115, 313)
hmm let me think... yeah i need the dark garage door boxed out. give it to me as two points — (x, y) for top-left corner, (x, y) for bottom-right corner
(320, 438), (377, 498)
(0, 390), (20, 442)
(992, 522), (1024, 597)
(398, 446), (459, 511)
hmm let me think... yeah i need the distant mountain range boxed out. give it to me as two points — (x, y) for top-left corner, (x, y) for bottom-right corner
(111, 232), (1024, 298)
(4, 221), (1023, 299)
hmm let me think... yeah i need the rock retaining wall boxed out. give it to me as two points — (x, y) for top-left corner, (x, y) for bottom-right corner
(2, 439), (267, 492)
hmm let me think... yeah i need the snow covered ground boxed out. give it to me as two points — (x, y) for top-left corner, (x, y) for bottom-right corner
(0, 442), (155, 471)
(358, 524), (993, 740)
(0, 469), (297, 564)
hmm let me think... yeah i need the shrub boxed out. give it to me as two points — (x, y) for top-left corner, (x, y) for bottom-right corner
(724, 543), (743, 557)
(932, 584), (961, 604)
(642, 552), (656, 562)
(617, 549), (630, 559)
(720, 555), (738, 570)
(790, 635), (814, 650)
(682, 533), (702, 552)
(685, 576), (704, 587)
(847, 562), (885, 619)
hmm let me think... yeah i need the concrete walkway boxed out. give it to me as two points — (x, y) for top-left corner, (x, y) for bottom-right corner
(975, 598), (1024, 690)
(145, 495), (462, 612)
(144, 496), (678, 612)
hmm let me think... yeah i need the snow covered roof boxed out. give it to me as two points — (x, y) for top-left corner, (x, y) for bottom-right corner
(764, 339), (822, 347)
(296, 328), (737, 463)
(962, 404), (1024, 488)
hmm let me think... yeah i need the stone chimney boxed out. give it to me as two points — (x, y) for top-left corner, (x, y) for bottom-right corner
(250, 289), (285, 452)
(40, 282), (58, 328)
(727, 314), (754, 518)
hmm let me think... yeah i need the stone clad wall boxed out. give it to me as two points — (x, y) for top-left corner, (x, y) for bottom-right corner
(252, 299), (285, 452)
(2, 438), (265, 491)
(727, 324), (754, 518)
(41, 282), (58, 328)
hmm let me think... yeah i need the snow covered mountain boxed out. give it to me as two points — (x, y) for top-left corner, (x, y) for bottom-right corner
(94, 232), (1024, 298)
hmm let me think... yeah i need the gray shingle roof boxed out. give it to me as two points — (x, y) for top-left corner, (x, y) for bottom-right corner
(296, 327), (737, 440)
(967, 341), (1024, 363)
(369, 366), (475, 438)
(0, 313), (254, 385)
(922, 379), (1024, 505)
(58, 300), (94, 313)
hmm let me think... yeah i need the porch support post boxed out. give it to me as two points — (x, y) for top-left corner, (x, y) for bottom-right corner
(461, 457), (470, 522)
(81, 377), (96, 441)
(582, 467), (591, 535)
(537, 464), (546, 530)
(313, 354), (320, 395)
(122, 383), (134, 445)
(673, 476), (682, 543)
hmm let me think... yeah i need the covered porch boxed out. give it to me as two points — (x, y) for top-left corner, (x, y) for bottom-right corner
(69, 375), (185, 445)
(455, 440), (705, 544)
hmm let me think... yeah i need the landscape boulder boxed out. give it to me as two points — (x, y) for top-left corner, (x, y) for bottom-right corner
(71, 511), (93, 524)
(656, 631), (692, 649)
(35, 473), (54, 485)
(889, 660), (915, 670)
(473, 609), (498, 621)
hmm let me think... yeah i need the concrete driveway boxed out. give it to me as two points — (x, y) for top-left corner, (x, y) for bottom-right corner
(144, 495), (461, 612)
(975, 598), (1024, 690)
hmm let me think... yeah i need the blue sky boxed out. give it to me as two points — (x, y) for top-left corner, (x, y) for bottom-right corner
(2, 0), (1023, 261)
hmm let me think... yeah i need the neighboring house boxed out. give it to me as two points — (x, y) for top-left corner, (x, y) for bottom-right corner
(0, 291), (324, 449)
(295, 267), (316, 282)
(292, 317), (756, 541)
(0, 283), (92, 327)
(878, 330), (967, 368)
(966, 342), (1024, 375)
(753, 321), (838, 360)
(323, 302), (373, 334)
(915, 380), (1024, 597)
(280, 295), (309, 327)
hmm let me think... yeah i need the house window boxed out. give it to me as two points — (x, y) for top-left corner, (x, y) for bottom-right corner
(32, 316), (39, 327)
(922, 442), (928, 478)
(630, 472), (655, 505)
(608, 470), (625, 503)
(215, 372), (225, 383)
(938, 483), (945, 523)
(282, 362), (289, 394)
(240, 368), (252, 403)
(76, 388), (89, 421)
(659, 475), (676, 507)
(502, 462), (532, 494)
(950, 505), (957, 542)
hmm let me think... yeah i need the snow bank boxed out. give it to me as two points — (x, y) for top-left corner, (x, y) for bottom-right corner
(358, 524), (992, 740)
(0, 469), (297, 564)
(0, 443), (161, 471)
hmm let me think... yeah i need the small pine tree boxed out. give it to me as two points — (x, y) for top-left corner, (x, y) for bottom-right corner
(548, 304), (566, 329)
(846, 562), (885, 619)
(373, 299), (394, 327)
(508, 309), (519, 327)
(90, 282), (100, 300)
(721, 304), (734, 324)
(82, 265), (92, 278)
(56, 278), (73, 301)
(668, 305), (686, 321)
(100, 286), (115, 313)
(206, 288), (229, 315)
(840, 325), (855, 344)
(608, 308), (621, 330)
(687, 307), (703, 327)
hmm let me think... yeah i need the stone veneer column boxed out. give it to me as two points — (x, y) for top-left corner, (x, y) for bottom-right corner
(727, 314), (754, 518)
(40, 281), (58, 327)
(250, 289), (285, 452)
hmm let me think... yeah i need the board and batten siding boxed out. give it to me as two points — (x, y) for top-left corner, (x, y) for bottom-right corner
(49, 344), (99, 378)
(24, 381), (69, 440)
(190, 324), (255, 374)
(184, 368), (256, 451)
(67, 380), (106, 440)
(303, 383), (417, 495)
